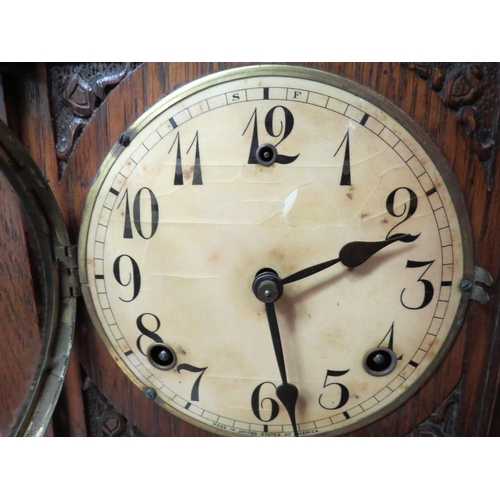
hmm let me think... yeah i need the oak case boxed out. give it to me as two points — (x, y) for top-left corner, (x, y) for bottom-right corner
(1, 62), (499, 436)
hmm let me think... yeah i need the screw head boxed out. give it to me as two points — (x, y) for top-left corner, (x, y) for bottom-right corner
(144, 388), (157, 400)
(119, 133), (131, 147)
(460, 279), (473, 292)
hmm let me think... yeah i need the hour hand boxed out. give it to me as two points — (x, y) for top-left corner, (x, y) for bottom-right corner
(338, 232), (419, 268)
(282, 233), (419, 285)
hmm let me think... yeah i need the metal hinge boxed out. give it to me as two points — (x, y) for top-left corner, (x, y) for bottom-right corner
(461, 266), (493, 305)
(62, 245), (81, 297)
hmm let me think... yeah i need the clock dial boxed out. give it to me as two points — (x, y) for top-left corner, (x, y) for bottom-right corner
(79, 66), (471, 436)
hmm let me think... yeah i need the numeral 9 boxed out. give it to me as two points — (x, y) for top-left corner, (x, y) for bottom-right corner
(113, 254), (141, 302)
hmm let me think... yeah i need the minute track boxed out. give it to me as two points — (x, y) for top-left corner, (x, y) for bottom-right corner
(80, 66), (470, 437)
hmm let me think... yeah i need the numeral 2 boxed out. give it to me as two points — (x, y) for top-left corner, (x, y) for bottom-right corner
(385, 187), (419, 241)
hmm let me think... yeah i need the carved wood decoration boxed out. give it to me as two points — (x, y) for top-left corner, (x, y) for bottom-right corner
(407, 379), (462, 437)
(82, 377), (146, 437)
(48, 63), (142, 176)
(404, 63), (500, 191)
(1, 63), (500, 436)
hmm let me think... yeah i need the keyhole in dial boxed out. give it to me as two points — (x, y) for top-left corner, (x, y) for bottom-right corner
(256, 143), (278, 167)
(363, 347), (397, 377)
(147, 343), (177, 370)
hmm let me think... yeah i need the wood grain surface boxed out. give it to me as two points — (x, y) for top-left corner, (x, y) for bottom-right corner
(2, 62), (499, 436)
(58, 63), (499, 436)
(0, 169), (41, 436)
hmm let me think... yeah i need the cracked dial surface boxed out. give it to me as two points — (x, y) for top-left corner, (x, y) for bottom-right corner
(79, 66), (471, 436)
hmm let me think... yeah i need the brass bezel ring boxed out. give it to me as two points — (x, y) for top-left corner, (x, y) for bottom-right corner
(0, 119), (75, 437)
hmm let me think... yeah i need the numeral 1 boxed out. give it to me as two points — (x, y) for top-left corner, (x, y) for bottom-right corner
(334, 130), (351, 186)
(169, 131), (203, 185)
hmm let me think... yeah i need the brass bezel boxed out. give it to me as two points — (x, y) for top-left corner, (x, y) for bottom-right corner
(0, 119), (76, 437)
(78, 65), (474, 436)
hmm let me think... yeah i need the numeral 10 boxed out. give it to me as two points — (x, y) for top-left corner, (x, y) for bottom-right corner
(117, 188), (159, 239)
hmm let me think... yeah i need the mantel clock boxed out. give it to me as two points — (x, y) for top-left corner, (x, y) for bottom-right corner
(1, 63), (495, 437)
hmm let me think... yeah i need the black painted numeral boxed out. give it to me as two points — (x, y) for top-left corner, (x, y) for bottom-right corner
(171, 131), (183, 185)
(251, 381), (280, 422)
(401, 260), (435, 310)
(136, 313), (163, 355)
(169, 131), (203, 185)
(113, 254), (141, 302)
(334, 130), (351, 186)
(386, 187), (419, 241)
(189, 133), (203, 185)
(177, 364), (208, 402)
(117, 188), (159, 239)
(378, 322), (395, 350)
(378, 322), (402, 360)
(264, 105), (294, 147)
(318, 369), (350, 410)
(243, 107), (299, 164)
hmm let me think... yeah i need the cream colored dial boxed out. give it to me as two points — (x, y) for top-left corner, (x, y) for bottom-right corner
(79, 66), (472, 436)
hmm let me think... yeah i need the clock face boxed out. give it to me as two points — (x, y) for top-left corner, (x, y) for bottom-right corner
(79, 66), (471, 436)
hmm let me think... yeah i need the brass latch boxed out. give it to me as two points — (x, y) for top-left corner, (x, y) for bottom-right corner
(62, 245), (81, 297)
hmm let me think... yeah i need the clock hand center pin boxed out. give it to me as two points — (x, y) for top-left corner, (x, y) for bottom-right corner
(252, 269), (299, 437)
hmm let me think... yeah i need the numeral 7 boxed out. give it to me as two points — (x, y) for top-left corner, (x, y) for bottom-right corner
(177, 364), (208, 401)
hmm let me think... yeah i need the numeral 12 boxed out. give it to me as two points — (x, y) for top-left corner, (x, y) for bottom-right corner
(243, 106), (299, 164)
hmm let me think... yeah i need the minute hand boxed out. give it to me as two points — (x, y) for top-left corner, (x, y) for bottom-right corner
(281, 233), (418, 285)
